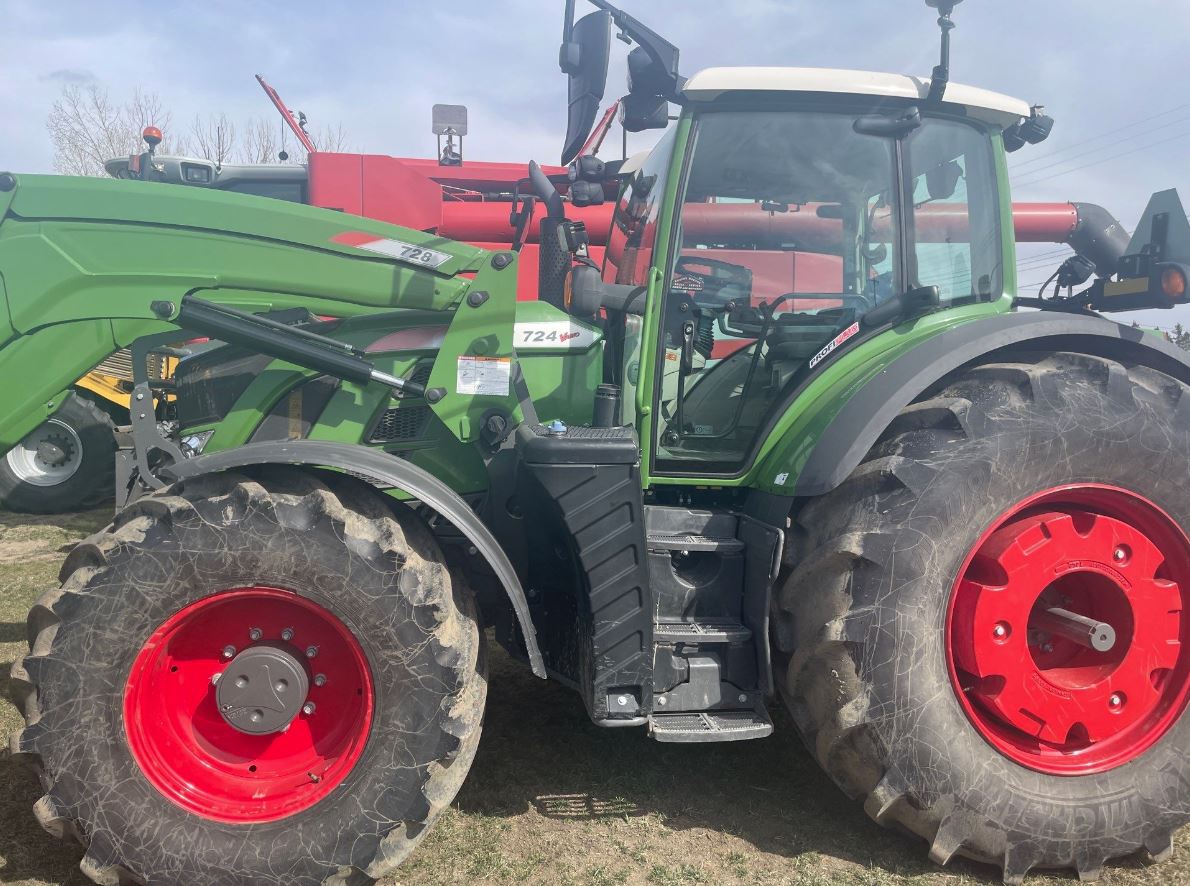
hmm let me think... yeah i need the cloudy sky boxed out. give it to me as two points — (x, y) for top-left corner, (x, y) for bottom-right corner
(3, 0), (1190, 326)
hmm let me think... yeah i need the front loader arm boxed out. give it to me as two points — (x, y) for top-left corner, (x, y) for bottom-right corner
(0, 172), (521, 451)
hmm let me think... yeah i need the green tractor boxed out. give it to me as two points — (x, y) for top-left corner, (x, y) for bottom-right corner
(5, 2), (1190, 883)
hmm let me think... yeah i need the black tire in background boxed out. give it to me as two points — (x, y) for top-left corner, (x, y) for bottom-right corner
(774, 353), (1190, 884)
(9, 468), (487, 886)
(0, 392), (116, 513)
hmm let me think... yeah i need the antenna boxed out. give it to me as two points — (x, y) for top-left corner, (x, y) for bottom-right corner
(925, 0), (964, 103)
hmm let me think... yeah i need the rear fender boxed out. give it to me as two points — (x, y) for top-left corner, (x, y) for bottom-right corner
(766, 312), (1190, 498)
(162, 439), (546, 677)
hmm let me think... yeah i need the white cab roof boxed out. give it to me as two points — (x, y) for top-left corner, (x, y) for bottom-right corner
(682, 67), (1031, 128)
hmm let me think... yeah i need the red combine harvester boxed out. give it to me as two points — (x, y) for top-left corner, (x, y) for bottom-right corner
(108, 76), (1130, 307)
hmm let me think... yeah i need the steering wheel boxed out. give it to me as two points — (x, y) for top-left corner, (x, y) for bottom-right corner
(672, 255), (753, 311)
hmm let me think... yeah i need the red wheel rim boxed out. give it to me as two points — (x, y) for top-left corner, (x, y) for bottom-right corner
(124, 587), (374, 822)
(947, 485), (1190, 774)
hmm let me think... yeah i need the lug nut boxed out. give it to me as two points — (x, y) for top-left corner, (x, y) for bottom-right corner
(1109, 693), (1125, 710)
(302, 701), (317, 716)
(993, 622), (1010, 640)
(1113, 546), (1129, 563)
(211, 672), (221, 685)
(248, 627), (263, 641)
(305, 645), (318, 659)
(314, 673), (327, 687)
(221, 644), (236, 659)
(281, 628), (294, 641)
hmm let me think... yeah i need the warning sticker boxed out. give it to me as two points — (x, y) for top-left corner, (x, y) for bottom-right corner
(456, 356), (511, 396)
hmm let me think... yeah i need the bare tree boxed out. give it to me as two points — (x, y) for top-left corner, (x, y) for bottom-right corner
(241, 117), (284, 164)
(315, 123), (350, 153)
(189, 113), (238, 166)
(47, 85), (182, 176)
(48, 82), (349, 173)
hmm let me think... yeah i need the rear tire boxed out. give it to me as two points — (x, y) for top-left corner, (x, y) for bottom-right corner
(0, 392), (115, 513)
(775, 353), (1190, 884)
(9, 469), (486, 885)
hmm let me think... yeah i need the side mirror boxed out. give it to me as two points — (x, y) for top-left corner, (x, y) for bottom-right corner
(560, 10), (612, 165)
(620, 93), (669, 133)
(619, 46), (672, 132)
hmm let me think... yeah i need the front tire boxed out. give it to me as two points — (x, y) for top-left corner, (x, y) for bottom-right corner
(9, 469), (486, 885)
(775, 353), (1190, 883)
(0, 392), (116, 513)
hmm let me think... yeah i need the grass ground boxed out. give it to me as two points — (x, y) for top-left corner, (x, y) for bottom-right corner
(0, 509), (1186, 886)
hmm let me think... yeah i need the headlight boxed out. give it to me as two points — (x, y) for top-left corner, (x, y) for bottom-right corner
(180, 430), (215, 458)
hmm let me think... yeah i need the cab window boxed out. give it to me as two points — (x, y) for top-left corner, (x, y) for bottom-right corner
(652, 109), (1002, 474)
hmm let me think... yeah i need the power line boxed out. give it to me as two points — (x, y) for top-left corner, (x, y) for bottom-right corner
(1016, 248), (1073, 262)
(1017, 249), (1072, 265)
(1014, 129), (1190, 189)
(1010, 100), (1190, 169)
(1010, 115), (1190, 181)
(1016, 254), (1073, 272)
(1016, 260), (1068, 270)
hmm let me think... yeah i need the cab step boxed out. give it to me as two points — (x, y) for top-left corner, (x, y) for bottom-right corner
(653, 621), (752, 644)
(647, 533), (745, 554)
(649, 709), (773, 743)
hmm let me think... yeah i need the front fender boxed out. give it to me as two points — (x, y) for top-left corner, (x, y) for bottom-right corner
(763, 311), (1190, 498)
(163, 439), (546, 677)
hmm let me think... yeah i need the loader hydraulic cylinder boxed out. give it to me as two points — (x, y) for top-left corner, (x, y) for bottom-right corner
(177, 297), (425, 395)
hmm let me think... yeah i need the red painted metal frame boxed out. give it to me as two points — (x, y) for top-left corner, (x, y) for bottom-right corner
(255, 75), (318, 155)
(947, 485), (1190, 774)
(124, 587), (374, 823)
(306, 147), (1086, 304)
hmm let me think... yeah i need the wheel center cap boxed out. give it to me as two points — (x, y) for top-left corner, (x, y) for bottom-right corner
(37, 438), (68, 467)
(215, 643), (309, 735)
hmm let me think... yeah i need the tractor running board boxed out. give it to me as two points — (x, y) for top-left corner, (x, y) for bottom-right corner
(647, 533), (745, 554)
(653, 621), (752, 644)
(649, 709), (773, 743)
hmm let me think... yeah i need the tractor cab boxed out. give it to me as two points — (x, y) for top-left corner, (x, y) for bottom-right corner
(590, 68), (1027, 476)
(547, 0), (1047, 483)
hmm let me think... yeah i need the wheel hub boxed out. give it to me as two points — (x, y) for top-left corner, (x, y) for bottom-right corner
(36, 433), (73, 469)
(5, 418), (84, 486)
(215, 643), (309, 735)
(948, 485), (1190, 774)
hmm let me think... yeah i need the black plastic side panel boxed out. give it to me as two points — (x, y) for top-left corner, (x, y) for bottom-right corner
(649, 551), (743, 621)
(163, 439), (545, 677)
(793, 312), (1190, 497)
(518, 425), (652, 720)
